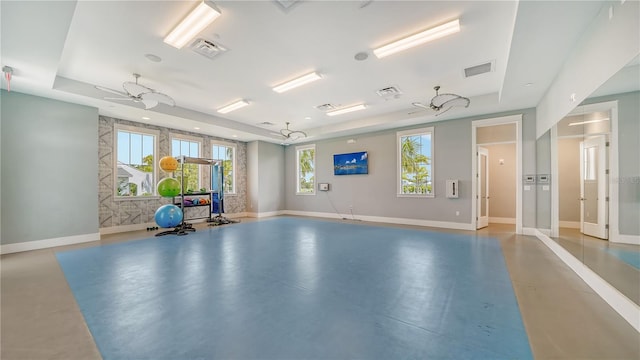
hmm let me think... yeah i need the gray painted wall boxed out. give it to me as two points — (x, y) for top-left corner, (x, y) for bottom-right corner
(582, 91), (640, 236)
(484, 143), (516, 219)
(247, 141), (285, 213)
(1, 91), (99, 244)
(286, 109), (537, 227)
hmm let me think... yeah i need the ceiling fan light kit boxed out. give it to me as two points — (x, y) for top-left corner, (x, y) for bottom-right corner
(164, 0), (222, 49)
(217, 99), (249, 114)
(373, 19), (460, 59)
(272, 72), (322, 93)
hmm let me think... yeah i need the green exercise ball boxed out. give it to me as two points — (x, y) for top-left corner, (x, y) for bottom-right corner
(157, 177), (181, 197)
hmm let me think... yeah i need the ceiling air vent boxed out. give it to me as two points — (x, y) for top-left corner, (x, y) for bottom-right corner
(463, 61), (494, 78)
(376, 86), (402, 99)
(190, 38), (227, 60)
(258, 121), (276, 126)
(315, 103), (336, 111)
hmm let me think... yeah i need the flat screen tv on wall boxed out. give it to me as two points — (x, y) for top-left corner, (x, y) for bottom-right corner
(333, 151), (368, 175)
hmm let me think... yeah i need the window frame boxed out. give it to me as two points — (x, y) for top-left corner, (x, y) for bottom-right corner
(397, 127), (435, 197)
(114, 124), (160, 200)
(211, 140), (237, 196)
(169, 132), (204, 191)
(296, 144), (316, 195)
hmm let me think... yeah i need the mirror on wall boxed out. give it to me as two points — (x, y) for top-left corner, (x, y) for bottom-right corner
(549, 56), (640, 306)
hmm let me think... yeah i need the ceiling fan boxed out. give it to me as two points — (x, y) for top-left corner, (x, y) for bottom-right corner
(95, 73), (175, 110)
(279, 122), (307, 141)
(410, 85), (470, 116)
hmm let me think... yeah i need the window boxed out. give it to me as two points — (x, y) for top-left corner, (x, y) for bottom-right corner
(171, 135), (202, 192)
(115, 125), (158, 198)
(212, 142), (236, 194)
(397, 127), (434, 196)
(296, 144), (316, 195)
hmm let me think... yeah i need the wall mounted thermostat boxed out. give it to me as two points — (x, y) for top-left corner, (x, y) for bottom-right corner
(446, 179), (459, 198)
(318, 183), (330, 191)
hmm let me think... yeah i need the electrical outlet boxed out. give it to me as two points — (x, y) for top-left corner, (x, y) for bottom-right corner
(456, 211), (460, 216)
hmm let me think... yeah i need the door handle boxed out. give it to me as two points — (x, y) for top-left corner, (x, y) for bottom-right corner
(580, 198), (586, 201)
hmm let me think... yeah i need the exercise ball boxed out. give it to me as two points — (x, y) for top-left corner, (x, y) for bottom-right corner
(157, 177), (181, 197)
(154, 204), (183, 228)
(159, 156), (178, 172)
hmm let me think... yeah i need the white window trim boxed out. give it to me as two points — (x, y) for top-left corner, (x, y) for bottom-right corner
(397, 127), (435, 198)
(171, 133), (204, 190)
(114, 124), (160, 201)
(211, 140), (237, 195)
(296, 144), (316, 195)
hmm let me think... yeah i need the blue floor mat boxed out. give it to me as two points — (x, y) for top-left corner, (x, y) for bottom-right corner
(606, 248), (640, 270)
(56, 217), (532, 359)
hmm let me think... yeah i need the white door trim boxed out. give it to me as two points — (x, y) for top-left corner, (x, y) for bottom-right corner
(477, 147), (489, 229)
(471, 114), (523, 234)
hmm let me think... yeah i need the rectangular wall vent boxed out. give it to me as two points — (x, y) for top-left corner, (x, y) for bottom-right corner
(464, 61), (494, 78)
(190, 38), (228, 60)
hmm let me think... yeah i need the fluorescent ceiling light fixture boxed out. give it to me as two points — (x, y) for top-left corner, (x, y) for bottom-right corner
(326, 104), (367, 116)
(373, 19), (460, 59)
(568, 118), (610, 126)
(273, 72), (321, 93)
(164, 1), (222, 49)
(217, 100), (249, 114)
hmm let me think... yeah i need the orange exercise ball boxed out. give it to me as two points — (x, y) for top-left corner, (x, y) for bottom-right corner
(159, 156), (178, 172)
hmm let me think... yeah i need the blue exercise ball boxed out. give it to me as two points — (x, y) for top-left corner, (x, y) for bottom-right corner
(154, 204), (183, 228)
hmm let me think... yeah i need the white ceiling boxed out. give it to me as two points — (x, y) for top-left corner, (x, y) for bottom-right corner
(2, 0), (625, 144)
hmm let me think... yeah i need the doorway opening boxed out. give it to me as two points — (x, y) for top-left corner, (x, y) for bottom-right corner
(553, 102), (614, 240)
(472, 115), (522, 234)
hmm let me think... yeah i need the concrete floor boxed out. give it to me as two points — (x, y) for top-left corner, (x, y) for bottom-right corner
(1, 218), (639, 359)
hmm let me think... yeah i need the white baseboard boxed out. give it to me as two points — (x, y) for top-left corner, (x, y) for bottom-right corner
(489, 217), (516, 224)
(522, 227), (537, 236)
(283, 210), (475, 231)
(246, 210), (286, 218)
(611, 233), (640, 245)
(534, 229), (640, 333)
(100, 222), (157, 235)
(0, 232), (101, 255)
(100, 213), (248, 235)
(559, 221), (581, 229)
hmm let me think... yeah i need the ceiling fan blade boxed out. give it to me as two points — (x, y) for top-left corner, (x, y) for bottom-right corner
(141, 99), (159, 110)
(431, 93), (463, 107)
(95, 85), (128, 97)
(411, 102), (429, 109)
(441, 96), (470, 109)
(123, 81), (152, 97)
(142, 92), (175, 107)
(103, 97), (134, 101)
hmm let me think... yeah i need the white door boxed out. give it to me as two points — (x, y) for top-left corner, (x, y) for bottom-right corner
(477, 147), (489, 229)
(580, 136), (608, 239)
